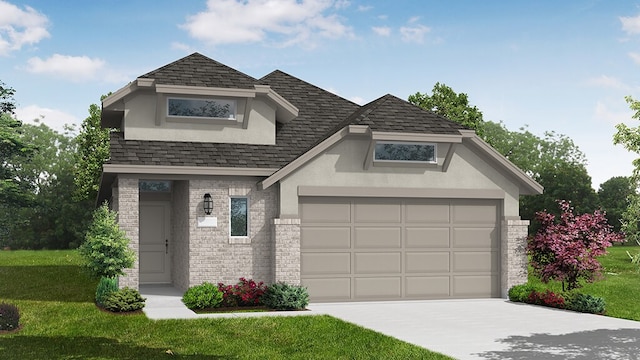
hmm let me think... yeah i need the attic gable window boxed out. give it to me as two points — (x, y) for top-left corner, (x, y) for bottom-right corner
(167, 97), (236, 120)
(374, 142), (437, 163)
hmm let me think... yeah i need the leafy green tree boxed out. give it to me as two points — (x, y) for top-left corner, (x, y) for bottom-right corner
(408, 82), (485, 137)
(613, 95), (640, 244)
(597, 176), (635, 234)
(74, 102), (110, 202)
(0, 80), (16, 115)
(79, 203), (135, 279)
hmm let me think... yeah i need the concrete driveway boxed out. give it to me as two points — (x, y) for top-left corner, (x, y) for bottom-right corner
(308, 299), (640, 360)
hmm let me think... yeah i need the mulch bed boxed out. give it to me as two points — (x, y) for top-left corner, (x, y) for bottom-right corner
(0, 325), (23, 335)
(194, 306), (308, 314)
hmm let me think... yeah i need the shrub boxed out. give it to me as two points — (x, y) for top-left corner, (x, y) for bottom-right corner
(78, 203), (135, 279)
(96, 276), (118, 307)
(565, 293), (606, 314)
(261, 282), (309, 310)
(102, 287), (146, 312)
(0, 303), (19, 331)
(218, 278), (267, 307)
(508, 283), (538, 303)
(528, 200), (624, 291)
(527, 290), (565, 309)
(182, 282), (223, 310)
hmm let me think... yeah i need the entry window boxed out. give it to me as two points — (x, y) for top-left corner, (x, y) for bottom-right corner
(167, 97), (236, 120)
(230, 197), (249, 237)
(374, 142), (436, 163)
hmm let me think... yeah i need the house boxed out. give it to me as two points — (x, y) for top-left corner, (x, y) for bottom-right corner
(98, 52), (542, 302)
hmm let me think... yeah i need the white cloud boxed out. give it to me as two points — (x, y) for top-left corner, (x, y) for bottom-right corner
(630, 52), (640, 65)
(349, 96), (365, 104)
(26, 54), (106, 82)
(593, 100), (634, 125)
(372, 26), (391, 37)
(16, 105), (79, 133)
(586, 75), (631, 90)
(620, 14), (640, 35)
(357, 5), (372, 12)
(181, 0), (353, 48)
(400, 24), (430, 43)
(0, 0), (50, 56)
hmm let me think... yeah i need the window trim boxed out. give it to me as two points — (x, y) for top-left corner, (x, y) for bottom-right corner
(166, 96), (237, 120)
(373, 141), (437, 164)
(229, 196), (249, 239)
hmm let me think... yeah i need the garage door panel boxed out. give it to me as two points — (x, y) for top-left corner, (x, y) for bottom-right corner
(355, 227), (401, 248)
(355, 277), (401, 299)
(303, 278), (351, 300)
(453, 275), (499, 297)
(354, 202), (401, 223)
(405, 252), (449, 272)
(405, 276), (450, 297)
(453, 228), (498, 248)
(405, 201), (450, 223)
(406, 228), (450, 248)
(452, 202), (498, 224)
(355, 252), (401, 274)
(300, 201), (350, 223)
(452, 251), (499, 272)
(300, 197), (500, 302)
(302, 227), (351, 249)
(302, 253), (350, 274)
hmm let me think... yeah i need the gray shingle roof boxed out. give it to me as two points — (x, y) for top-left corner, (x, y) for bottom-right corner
(107, 54), (468, 169)
(139, 53), (257, 89)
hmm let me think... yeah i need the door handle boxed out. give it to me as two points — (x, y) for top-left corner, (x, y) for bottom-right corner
(165, 239), (168, 254)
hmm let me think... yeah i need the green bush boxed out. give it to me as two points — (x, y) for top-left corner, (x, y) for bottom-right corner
(102, 288), (146, 312)
(565, 293), (606, 314)
(261, 282), (309, 310)
(96, 276), (118, 307)
(78, 203), (135, 279)
(508, 283), (539, 302)
(182, 282), (223, 310)
(0, 302), (20, 331)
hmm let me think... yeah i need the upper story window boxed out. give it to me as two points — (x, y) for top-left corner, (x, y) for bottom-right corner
(374, 142), (437, 163)
(167, 97), (236, 120)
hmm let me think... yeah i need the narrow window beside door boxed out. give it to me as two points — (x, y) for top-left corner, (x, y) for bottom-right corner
(230, 197), (249, 237)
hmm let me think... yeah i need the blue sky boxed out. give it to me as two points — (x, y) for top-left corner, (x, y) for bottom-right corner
(2, 0), (640, 189)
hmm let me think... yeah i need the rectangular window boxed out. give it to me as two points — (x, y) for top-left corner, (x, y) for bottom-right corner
(230, 197), (248, 237)
(167, 97), (236, 119)
(374, 142), (436, 163)
(139, 180), (172, 192)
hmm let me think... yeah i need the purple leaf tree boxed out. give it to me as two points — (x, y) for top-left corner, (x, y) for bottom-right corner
(528, 200), (625, 291)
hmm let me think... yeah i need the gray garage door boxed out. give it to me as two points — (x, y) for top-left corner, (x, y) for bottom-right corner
(300, 197), (500, 302)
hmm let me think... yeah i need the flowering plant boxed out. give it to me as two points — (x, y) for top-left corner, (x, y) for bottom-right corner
(218, 278), (267, 307)
(528, 200), (624, 291)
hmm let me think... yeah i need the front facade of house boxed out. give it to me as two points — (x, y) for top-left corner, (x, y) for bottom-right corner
(98, 53), (542, 302)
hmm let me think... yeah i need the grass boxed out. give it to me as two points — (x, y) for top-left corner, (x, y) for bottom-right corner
(0, 250), (451, 360)
(528, 245), (640, 321)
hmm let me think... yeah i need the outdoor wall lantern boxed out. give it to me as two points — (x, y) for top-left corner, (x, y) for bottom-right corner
(203, 193), (213, 215)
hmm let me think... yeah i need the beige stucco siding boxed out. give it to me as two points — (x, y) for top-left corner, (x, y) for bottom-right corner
(122, 93), (277, 144)
(278, 137), (521, 217)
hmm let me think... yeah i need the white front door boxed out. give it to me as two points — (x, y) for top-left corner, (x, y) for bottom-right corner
(140, 201), (171, 284)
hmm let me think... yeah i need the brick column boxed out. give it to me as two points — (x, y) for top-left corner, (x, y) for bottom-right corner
(501, 218), (530, 297)
(272, 218), (301, 284)
(115, 177), (139, 289)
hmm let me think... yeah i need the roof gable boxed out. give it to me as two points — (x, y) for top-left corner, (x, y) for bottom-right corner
(139, 52), (257, 89)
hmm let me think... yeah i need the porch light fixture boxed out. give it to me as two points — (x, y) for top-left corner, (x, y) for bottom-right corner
(203, 193), (213, 215)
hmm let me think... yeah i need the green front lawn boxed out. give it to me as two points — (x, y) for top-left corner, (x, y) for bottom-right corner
(528, 245), (640, 321)
(0, 250), (451, 360)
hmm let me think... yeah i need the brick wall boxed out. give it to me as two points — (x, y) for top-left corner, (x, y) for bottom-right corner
(116, 177), (140, 289)
(187, 179), (277, 287)
(272, 218), (301, 284)
(171, 180), (190, 291)
(501, 218), (529, 297)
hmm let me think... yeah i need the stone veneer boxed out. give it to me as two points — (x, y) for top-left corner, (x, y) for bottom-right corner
(501, 218), (530, 297)
(115, 176), (140, 289)
(272, 218), (301, 284)
(171, 180), (190, 291)
(187, 178), (277, 287)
